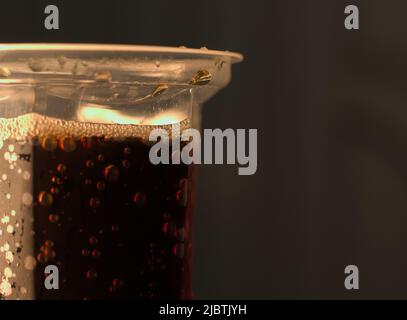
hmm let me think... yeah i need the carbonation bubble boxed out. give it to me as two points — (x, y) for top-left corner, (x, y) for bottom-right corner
(122, 159), (131, 169)
(50, 186), (60, 195)
(38, 191), (53, 207)
(177, 227), (186, 241)
(179, 178), (188, 188)
(123, 147), (132, 155)
(57, 163), (67, 173)
(111, 224), (119, 232)
(133, 192), (147, 206)
(104, 165), (120, 182)
(112, 279), (123, 288)
(89, 236), (99, 246)
(97, 154), (105, 162)
(163, 222), (177, 237)
(51, 176), (63, 185)
(86, 269), (98, 280)
(96, 181), (106, 191)
(48, 214), (60, 223)
(41, 136), (58, 151)
(91, 249), (101, 258)
(59, 137), (76, 152)
(85, 178), (93, 185)
(86, 160), (94, 168)
(45, 240), (54, 247)
(172, 243), (185, 259)
(37, 253), (48, 264)
(89, 197), (101, 209)
(82, 248), (90, 257)
(176, 179), (188, 206)
(81, 137), (93, 149)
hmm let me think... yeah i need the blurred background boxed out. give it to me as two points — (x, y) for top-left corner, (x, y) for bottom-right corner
(2, 0), (407, 299)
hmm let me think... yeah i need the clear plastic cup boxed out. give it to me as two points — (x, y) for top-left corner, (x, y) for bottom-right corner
(0, 44), (242, 300)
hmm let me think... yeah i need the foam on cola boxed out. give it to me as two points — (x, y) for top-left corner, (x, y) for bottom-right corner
(0, 113), (192, 300)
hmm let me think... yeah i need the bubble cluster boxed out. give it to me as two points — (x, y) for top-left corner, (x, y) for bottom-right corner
(0, 113), (190, 142)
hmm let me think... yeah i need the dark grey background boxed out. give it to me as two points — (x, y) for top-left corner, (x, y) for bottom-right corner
(2, 0), (407, 299)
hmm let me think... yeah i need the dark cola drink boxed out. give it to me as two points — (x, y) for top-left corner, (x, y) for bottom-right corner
(0, 113), (192, 300)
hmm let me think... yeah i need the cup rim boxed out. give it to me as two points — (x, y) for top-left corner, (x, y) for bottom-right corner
(0, 43), (243, 63)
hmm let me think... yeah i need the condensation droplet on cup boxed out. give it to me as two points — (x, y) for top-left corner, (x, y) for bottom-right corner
(5, 251), (13, 263)
(189, 69), (212, 86)
(24, 256), (37, 271)
(6, 225), (14, 234)
(0, 67), (11, 78)
(28, 59), (45, 72)
(93, 71), (112, 82)
(22, 193), (33, 206)
(23, 171), (31, 180)
(151, 84), (169, 97)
